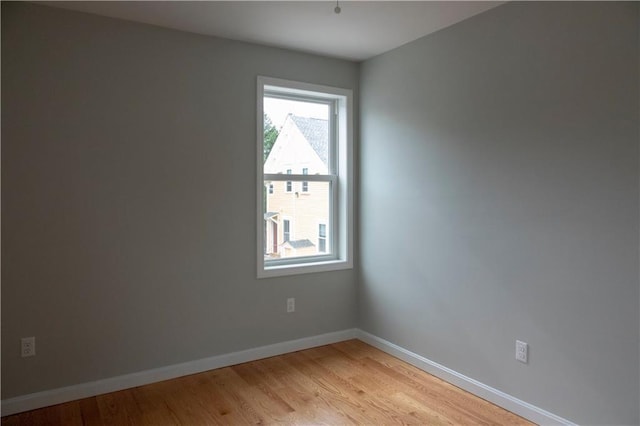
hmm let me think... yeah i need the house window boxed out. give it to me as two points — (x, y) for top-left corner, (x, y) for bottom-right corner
(283, 219), (291, 242)
(318, 223), (327, 253)
(258, 76), (353, 278)
(302, 168), (309, 193)
(286, 169), (292, 193)
(269, 184), (274, 194)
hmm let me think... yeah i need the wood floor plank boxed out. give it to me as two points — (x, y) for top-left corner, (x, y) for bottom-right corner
(287, 350), (412, 424)
(231, 364), (295, 417)
(284, 352), (380, 424)
(341, 341), (529, 425)
(188, 371), (246, 424)
(130, 381), (182, 425)
(270, 354), (375, 424)
(1, 340), (534, 426)
(360, 356), (499, 425)
(349, 369), (446, 424)
(96, 393), (127, 426)
(158, 376), (221, 425)
(206, 367), (267, 424)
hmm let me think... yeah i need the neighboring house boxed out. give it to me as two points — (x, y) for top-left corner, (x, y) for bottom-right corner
(264, 115), (329, 259)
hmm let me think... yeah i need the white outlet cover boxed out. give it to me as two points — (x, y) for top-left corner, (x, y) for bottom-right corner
(515, 340), (528, 363)
(21, 337), (36, 357)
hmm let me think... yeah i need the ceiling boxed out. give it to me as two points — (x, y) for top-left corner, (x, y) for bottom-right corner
(37, 1), (503, 61)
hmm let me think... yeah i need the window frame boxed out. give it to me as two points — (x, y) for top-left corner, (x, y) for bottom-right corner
(257, 76), (353, 278)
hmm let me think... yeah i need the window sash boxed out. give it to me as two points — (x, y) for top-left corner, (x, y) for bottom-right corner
(263, 178), (336, 265)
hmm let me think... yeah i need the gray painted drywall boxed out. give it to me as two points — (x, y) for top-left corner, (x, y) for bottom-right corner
(359, 2), (639, 425)
(1, 2), (358, 399)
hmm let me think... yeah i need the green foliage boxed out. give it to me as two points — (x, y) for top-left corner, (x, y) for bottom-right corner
(263, 114), (279, 162)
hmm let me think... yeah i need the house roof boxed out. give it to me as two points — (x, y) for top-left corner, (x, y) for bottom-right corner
(290, 116), (328, 166)
(283, 239), (315, 249)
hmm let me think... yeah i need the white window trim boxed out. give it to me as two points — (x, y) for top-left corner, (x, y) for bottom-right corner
(257, 76), (353, 278)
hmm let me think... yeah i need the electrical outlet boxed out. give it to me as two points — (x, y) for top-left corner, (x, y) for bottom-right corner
(515, 340), (528, 363)
(21, 337), (36, 357)
(287, 297), (295, 313)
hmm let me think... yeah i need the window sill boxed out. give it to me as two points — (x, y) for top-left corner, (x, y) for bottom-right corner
(258, 259), (353, 279)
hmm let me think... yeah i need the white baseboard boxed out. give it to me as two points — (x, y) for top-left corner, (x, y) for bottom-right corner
(2, 328), (575, 425)
(355, 330), (577, 426)
(1, 328), (357, 417)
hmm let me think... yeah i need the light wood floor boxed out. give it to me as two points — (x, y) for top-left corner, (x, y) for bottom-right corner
(2, 340), (533, 425)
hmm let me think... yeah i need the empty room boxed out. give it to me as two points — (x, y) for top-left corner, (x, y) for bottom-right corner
(2, 1), (639, 425)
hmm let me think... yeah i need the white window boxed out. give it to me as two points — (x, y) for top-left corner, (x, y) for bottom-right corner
(257, 76), (353, 278)
(283, 219), (291, 242)
(318, 223), (327, 253)
(302, 168), (309, 193)
(285, 169), (292, 192)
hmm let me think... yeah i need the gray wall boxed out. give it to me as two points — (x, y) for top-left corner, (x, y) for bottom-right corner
(359, 2), (639, 425)
(1, 2), (358, 399)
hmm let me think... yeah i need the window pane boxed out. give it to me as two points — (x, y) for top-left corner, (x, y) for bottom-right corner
(263, 180), (330, 260)
(263, 97), (330, 175)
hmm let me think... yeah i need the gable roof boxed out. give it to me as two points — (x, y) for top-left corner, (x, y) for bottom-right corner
(290, 116), (328, 166)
